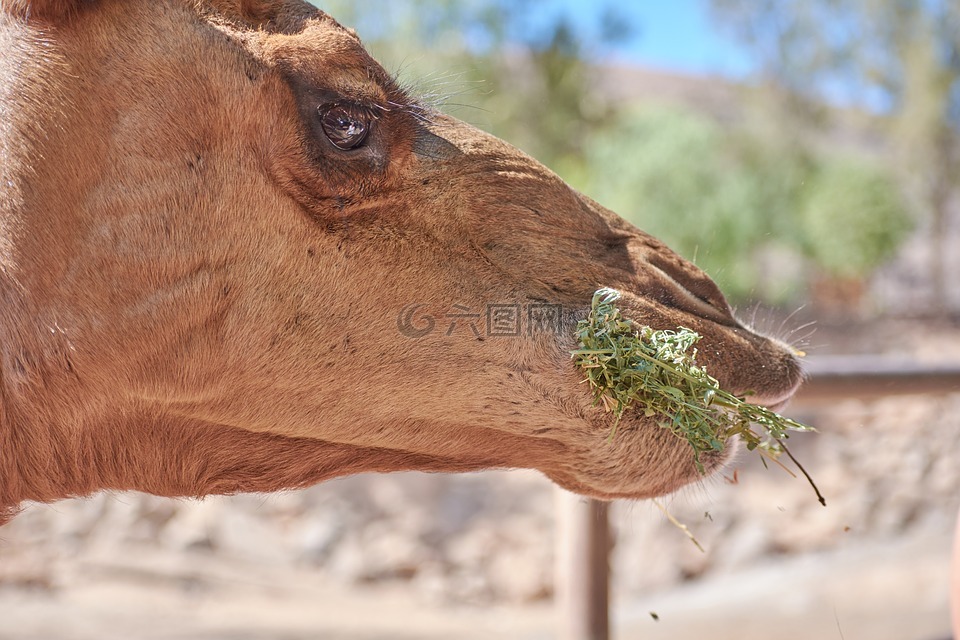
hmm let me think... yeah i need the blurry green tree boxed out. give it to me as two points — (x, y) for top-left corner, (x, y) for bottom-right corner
(575, 106), (805, 302)
(709, 0), (960, 313)
(798, 156), (913, 280)
(578, 107), (910, 304)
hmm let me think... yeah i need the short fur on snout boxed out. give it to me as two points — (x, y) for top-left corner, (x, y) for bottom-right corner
(0, 0), (803, 523)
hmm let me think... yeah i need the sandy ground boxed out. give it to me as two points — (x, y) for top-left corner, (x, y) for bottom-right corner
(624, 535), (952, 640)
(1, 530), (952, 640)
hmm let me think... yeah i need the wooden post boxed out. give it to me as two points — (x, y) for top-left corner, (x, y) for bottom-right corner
(952, 505), (960, 640)
(555, 488), (610, 640)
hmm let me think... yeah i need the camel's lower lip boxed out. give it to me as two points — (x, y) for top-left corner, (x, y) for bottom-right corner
(745, 378), (804, 412)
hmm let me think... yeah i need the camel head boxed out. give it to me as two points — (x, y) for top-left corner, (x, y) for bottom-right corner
(0, 0), (803, 520)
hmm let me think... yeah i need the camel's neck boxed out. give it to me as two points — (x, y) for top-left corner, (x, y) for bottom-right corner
(0, 313), (97, 520)
(0, 369), (126, 520)
(0, 355), (26, 524)
(0, 393), (515, 524)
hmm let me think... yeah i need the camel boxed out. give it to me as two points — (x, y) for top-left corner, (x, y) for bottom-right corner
(0, 0), (803, 525)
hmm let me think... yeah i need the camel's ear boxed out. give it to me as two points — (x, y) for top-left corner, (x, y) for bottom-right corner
(0, 0), (88, 21)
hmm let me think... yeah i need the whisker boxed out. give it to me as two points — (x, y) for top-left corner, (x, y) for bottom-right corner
(748, 301), (762, 332)
(783, 320), (818, 344)
(777, 304), (807, 337)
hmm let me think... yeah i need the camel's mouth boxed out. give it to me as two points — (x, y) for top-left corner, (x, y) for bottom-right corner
(555, 288), (809, 500)
(585, 292), (806, 406)
(746, 372), (805, 413)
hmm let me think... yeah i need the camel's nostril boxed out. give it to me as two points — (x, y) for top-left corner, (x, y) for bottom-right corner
(644, 252), (737, 326)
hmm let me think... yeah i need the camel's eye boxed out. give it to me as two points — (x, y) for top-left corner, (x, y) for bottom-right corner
(319, 103), (371, 150)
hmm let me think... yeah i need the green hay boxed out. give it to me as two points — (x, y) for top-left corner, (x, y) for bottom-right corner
(572, 288), (824, 504)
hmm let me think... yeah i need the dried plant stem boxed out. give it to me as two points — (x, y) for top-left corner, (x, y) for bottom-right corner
(653, 499), (705, 553)
(777, 439), (827, 506)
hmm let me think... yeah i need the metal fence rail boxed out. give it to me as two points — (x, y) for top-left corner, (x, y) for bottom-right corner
(555, 355), (960, 640)
(796, 355), (960, 402)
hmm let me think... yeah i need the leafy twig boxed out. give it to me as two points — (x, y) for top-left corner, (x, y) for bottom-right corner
(572, 288), (823, 504)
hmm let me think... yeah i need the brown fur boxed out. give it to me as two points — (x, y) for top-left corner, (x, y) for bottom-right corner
(0, 0), (82, 20)
(0, 0), (803, 524)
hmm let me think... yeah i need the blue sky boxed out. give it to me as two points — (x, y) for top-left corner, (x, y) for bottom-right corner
(581, 1), (885, 109)
(610, 1), (755, 77)
(317, 1), (897, 111)
(519, 0), (757, 78)
(318, 1), (758, 79)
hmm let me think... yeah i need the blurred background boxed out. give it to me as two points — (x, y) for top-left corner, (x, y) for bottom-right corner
(2, 1), (959, 638)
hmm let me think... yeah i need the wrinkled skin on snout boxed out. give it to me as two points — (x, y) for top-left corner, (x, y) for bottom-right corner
(0, 0), (803, 522)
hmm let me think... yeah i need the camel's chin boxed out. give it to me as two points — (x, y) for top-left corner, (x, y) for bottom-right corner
(543, 436), (738, 501)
